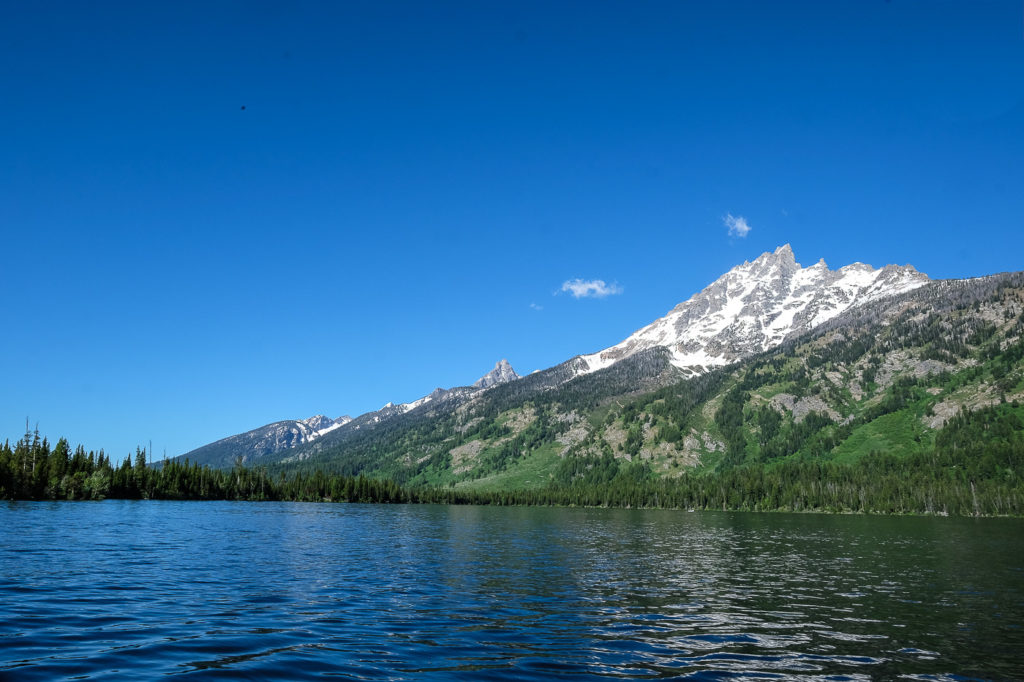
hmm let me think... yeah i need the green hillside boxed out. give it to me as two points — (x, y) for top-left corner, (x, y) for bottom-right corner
(267, 272), (1024, 514)
(21, 273), (1013, 513)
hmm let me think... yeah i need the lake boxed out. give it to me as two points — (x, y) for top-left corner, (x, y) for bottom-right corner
(1, 501), (1022, 680)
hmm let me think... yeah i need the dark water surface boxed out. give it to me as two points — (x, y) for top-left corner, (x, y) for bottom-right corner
(1, 502), (1022, 680)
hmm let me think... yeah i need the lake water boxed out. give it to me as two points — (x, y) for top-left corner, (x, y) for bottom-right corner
(1, 502), (1022, 680)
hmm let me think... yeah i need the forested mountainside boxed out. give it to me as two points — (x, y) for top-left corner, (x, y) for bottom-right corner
(271, 272), (1024, 505)
(178, 246), (933, 470)
(3, 272), (1022, 515)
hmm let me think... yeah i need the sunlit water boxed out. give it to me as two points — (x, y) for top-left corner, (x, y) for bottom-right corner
(1, 501), (1022, 680)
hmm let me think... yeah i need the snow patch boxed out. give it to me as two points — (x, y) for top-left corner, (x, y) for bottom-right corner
(574, 246), (927, 377)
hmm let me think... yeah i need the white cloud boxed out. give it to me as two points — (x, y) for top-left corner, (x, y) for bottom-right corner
(724, 213), (752, 238)
(529, 302), (543, 310)
(559, 278), (623, 299)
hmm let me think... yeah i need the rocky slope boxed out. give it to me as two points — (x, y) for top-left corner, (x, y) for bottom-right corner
(563, 272), (1024, 480)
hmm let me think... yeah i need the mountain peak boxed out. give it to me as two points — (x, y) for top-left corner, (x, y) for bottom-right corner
(578, 246), (929, 376)
(741, 244), (798, 272)
(473, 359), (520, 389)
(762, 243), (796, 265)
(301, 414), (334, 430)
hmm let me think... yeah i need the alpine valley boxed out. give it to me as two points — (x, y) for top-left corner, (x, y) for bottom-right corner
(173, 245), (1024, 514)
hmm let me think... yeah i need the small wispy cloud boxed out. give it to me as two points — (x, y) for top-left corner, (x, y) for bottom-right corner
(724, 213), (752, 238)
(559, 278), (623, 299)
(529, 302), (543, 311)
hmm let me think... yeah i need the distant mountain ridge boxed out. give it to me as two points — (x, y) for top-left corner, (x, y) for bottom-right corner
(179, 359), (522, 468)
(177, 246), (934, 470)
(179, 413), (352, 467)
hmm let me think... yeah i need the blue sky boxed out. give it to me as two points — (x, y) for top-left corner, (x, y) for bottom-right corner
(2, 1), (1022, 460)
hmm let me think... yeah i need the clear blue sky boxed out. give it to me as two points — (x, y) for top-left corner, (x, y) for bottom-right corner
(2, 1), (1022, 460)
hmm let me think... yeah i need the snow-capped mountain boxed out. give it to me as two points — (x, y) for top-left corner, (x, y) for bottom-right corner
(247, 414), (353, 449)
(302, 414), (352, 435)
(576, 244), (928, 376)
(178, 245), (930, 470)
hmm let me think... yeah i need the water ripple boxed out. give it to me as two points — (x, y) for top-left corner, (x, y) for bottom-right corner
(1, 502), (1022, 680)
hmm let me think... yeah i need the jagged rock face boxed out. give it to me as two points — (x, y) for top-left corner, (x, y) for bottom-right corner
(473, 359), (520, 389)
(301, 415), (335, 431)
(247, 415), (348, 453)
(578, 244), (928, 376)
(252, 418), (326, 452)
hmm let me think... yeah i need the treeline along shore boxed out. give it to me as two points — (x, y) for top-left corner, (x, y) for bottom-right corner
(3, 412), (1023, 517)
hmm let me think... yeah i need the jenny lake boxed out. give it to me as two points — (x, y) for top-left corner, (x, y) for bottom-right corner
(1, 502), (1022, 680)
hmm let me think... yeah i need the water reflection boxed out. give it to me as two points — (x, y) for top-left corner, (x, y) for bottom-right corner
(1, 501), (1022, 680)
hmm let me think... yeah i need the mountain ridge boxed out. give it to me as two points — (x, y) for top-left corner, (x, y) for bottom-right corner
(280, 269), (1021, 492)
(178, 358), (523, 468)
(177, 245), (945, 473)
(576, 244), (927, 376)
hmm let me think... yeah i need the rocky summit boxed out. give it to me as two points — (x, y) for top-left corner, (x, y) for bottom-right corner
(474, 359), (520, 389)
(576, 244), (928, 376)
